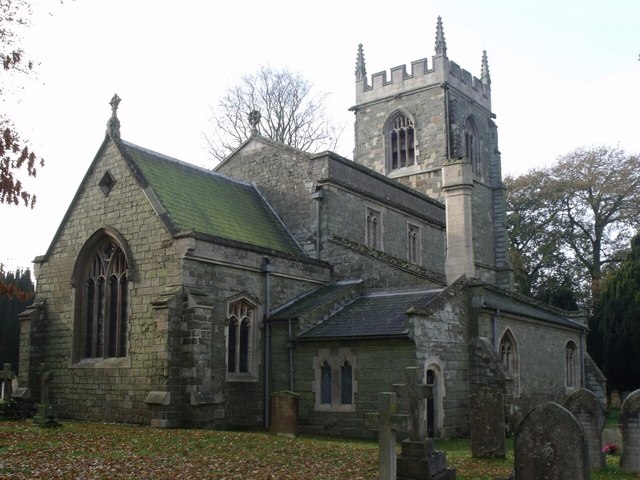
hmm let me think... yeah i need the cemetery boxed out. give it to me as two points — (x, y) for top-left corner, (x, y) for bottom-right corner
(2, 364), (639, 478)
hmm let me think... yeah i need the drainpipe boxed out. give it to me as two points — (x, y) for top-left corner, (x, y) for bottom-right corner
(288, 318), (294, 392)
(262, 257), (274, 428)
(579, 330), (585, 388)
(311, 188), (324, 259)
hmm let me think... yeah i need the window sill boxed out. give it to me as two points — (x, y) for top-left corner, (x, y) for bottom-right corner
(70, 356), (131, 369)
(226, 373), (258, 383)
(314, 403), (355, 413)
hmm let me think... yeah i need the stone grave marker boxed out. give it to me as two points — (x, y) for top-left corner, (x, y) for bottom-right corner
(619, 389), (640, 473)
(368, 392), (409, 480)
(514, 402), (588, 479)
(32, 363), (61, 428)
(470, 386), (506, 458)
(0, 363), (15, 402)
(562, 388), (605, 470)
(610, 390), (622, 409)
(393, 366), (455, 480)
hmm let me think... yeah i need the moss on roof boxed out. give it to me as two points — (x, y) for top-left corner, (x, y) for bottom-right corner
(121, 141), (302, 256)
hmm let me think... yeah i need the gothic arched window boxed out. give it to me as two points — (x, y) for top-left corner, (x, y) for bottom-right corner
(463, 116), (480, 175)
(227, 299), (257, 376)
(386, 112), (416, 170)
(314, 349), (356, 411)
(499, 329), (519, 395)
(74, 235), (129, 361)
(566, 341), (579, 388)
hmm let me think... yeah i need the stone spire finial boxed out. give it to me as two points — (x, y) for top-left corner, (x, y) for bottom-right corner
(481, 50), (491, 86)
(248, 110), (261, 137)
(106, 93), (121, 140)
(355, 43), (367, 81)
(434, 16), (447, 57)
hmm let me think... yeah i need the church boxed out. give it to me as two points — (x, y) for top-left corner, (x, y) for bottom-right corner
(17, 17), (604, 438)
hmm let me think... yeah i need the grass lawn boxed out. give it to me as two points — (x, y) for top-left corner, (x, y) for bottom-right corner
(0, 419), (638, 479)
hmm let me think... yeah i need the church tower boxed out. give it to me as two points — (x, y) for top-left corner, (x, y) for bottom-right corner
(351, 17), (512, 289)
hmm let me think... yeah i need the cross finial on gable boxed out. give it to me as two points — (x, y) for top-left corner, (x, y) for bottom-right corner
(248, 110), (261, 137)
(106, 93), (122, 140)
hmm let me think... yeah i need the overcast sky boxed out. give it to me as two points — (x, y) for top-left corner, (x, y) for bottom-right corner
(2, 0), (639, 273)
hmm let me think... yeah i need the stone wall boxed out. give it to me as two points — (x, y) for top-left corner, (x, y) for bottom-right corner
(27, 140), (183, 425)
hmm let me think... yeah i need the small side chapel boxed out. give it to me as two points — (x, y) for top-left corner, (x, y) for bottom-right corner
(18, 18), (604, 438)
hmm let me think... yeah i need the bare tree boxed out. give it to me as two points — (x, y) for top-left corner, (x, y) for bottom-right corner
(205, 65), (343, 161)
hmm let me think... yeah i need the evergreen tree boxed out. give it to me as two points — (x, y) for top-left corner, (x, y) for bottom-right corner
(0, 268), (34, 369)
(597, 234), (640, 391)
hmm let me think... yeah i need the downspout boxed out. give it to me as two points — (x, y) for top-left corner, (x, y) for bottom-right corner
(288, 318), (294, 392)
(262, 257), (274, 428)
(311, 187), (324, 260)
(579, 329), (585, 388)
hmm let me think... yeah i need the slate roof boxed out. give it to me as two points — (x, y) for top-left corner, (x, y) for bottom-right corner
(119, 141), (303, 257)
(299, 290), (442, 340)
(270, 281), (361, 320)
(481, 289), (586, 330)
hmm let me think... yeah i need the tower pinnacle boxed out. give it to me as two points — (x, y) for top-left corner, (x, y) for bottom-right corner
(481, 50), (491, 86)
(106, 93), (121, 140)
(355, 43), (367, 81)
(434, 16), (447, 57)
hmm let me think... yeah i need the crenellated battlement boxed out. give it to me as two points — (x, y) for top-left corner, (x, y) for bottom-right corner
(356, 55), (491, 109)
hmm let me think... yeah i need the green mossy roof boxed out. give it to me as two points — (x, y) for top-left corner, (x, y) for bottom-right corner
(120, 141), (302, 256)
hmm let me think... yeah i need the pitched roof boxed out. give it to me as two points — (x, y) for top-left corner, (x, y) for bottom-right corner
(270, 280), (361, 320)
(119, 141), (304, 257)
(299, 290), (441, 340)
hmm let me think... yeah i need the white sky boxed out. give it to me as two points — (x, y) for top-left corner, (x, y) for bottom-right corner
(2, 0), (639, 273)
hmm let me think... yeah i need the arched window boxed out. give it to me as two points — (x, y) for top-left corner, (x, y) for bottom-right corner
(566, 341), (579, 388)
(386, 112), (416, 170)
(499, 330), (519, 395)
(226, 298), (257, 378)
(463, 116), (480, 175)
(75, 236), (129, 360)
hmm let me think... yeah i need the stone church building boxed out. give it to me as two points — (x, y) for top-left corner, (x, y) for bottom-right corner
(18, 18), (604, 438)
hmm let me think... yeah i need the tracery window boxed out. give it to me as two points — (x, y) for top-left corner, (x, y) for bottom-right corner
(313, 349), (356, 411)
(499, 329), (519, 395)
(227, 299), (256, 376)
(77, 237), (129, 360)
(566, 341), (579, 388)
(387, 113), (416, 170)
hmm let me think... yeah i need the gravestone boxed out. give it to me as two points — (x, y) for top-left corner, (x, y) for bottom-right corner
(619, 389), (640, 473)
(369, 392), (409, 480)
(514, 402), (588, 480)
(562, 388), (605, 470)
(610, 390), (622, 409)
(32, 363), (61, 428)
(394, 367), (455, 480)
(0, 363), (15, 402)
(470, 387), (506, 458)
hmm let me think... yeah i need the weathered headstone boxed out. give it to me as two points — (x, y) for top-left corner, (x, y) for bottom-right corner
(370, 392), (409, 480)
(32, 363), (61, 428)
(514, 402), (589, 480)
(619, 389), (640, 473)
(394, 367), (455, 480)
(0, 363), (15, 402)
(562, 388), (605, 470)
(610, 390), (622, 409)
(470, 387), (506, 458)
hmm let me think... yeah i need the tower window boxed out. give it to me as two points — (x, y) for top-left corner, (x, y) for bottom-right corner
(387, 113), (416, 170)
(463, 117), (480, 175)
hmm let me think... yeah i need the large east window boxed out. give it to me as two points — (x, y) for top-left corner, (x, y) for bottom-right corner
(75, 236), (129, 360)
